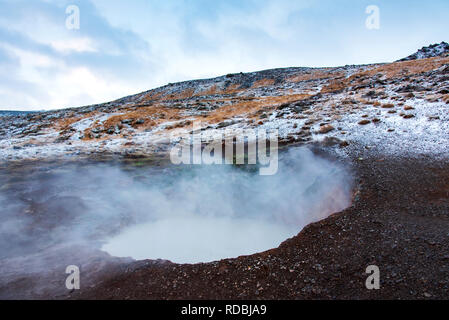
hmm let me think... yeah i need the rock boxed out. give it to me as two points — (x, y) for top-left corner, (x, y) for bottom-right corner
(217, 120), (237, 128)
(364, 90), (377, 98)
(55, 135), (71, 143)
(121, 119), (134, 125)
(398, 42), (449, 61)
(321, 137), (342, 146)
(358, 120), (371, 125)
(318, 124), (334, 134)
(439, 65), (449, 74)
(402, 114), (415, 119)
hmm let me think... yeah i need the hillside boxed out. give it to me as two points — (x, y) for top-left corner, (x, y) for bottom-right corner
(398, 41), (449, 61)
(1, 48), (448, 162)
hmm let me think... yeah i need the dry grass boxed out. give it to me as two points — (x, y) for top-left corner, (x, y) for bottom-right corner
(224, 83), (244, 94)
(252, 78), (276, 88)
(287, 69), (341, 83)
(443, 95), (449, 104)
(142, 89), (168, 101)
(161, 88), (195, 101)
(102, 105), (180, 130)
(313, 56), (449, 98)
(54, 111), (98, 131)
(321, 78), (348, 93)
(351, 56), (449, 79)
(425, 94), (441, 103)
(203, 94), (310, 124)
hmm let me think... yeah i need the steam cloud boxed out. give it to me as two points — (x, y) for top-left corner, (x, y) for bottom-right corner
(0, 147), (352, 297)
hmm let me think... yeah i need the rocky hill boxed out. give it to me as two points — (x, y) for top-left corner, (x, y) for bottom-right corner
(398, 41), (449, 61)
(0, 43), (448, 162)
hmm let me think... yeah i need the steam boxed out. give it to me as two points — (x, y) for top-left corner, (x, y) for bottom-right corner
(0, 147), (352, 296)
(101, 147), (352, 263)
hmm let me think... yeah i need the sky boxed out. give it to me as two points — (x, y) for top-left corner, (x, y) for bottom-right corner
(0, 0), (448, 111)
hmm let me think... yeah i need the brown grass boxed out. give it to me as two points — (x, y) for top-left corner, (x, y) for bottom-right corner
(54, 111), (98, 131)
(313, 56), (449, 97)
(321, 78), (348, 93)
(443, 95), (449, 104)
(252, 78), (276, 88)
(142, 89), (168, 101)
(161, 88), (195, 101)
(224, 83), (244, 94)
(351, 56), (449, 80)
(102, 105), (180, 130)
(287, 69), (342, 83)
(203, 94), (310, 124)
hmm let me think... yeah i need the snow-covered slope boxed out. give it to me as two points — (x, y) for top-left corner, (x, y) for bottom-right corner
(1, 44), (449, 162)
(398, 41), (449, 61)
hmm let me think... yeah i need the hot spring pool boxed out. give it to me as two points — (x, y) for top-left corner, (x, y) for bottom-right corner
(102, 216), (297, 263)
(0, 147), (352, 264)
(100, 147), (352, 264)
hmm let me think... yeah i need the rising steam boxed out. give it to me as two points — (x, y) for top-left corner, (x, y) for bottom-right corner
(0, 147), (352, 297)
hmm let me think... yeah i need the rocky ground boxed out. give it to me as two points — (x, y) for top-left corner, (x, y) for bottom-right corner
(0, 43), (448, 299)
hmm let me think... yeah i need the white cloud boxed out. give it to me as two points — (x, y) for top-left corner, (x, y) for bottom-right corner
(0, 43), (137, 110)
(50, 38), (97, 54)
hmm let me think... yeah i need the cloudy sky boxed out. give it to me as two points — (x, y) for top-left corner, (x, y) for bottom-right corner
(0, 0), (448, 110)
